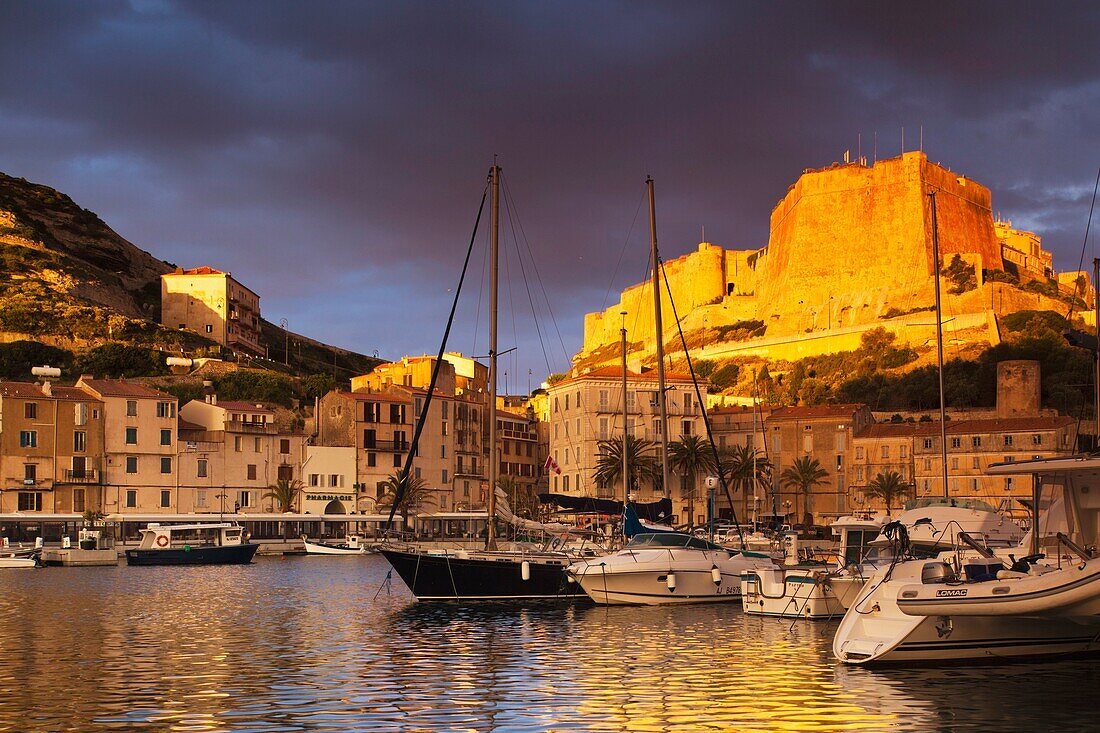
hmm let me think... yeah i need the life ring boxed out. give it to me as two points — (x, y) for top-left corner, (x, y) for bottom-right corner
(155, 535), (169, 548)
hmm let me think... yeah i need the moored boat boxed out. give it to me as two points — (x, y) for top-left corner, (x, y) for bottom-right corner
(125, 523), (258, 566)
(303, 535), (374, 555)
(833, 455), (1100, 664)
(0, 547), (41, 569)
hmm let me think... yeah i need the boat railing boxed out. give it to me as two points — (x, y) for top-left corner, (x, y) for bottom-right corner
(1055, 532), (1093, 563)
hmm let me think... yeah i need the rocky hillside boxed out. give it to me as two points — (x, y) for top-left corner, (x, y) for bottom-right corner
(0, 171), (381, 381)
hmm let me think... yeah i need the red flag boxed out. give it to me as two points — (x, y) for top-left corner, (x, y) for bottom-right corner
(543, 454), (562, 475)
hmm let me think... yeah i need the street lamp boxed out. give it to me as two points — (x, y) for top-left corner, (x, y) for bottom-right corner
(280, 319), (289, 367)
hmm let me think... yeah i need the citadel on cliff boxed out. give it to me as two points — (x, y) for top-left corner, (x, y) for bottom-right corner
(578, 151), (1092, 371)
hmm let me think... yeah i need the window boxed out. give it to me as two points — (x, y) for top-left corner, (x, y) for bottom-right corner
(160, 490), (171, 508)
(951, 457), (959, 470)
(565, 394), (570, 411)
(463, 481), (470, 497)
(924, 458), (932, 470)
(160, 457), (172, 474)
(442, 469), (449, 484)
(855, 447), (864, 460)
(126, 400), (138, 417)
(75, 403), (88, 426)
(280, 439), (290, 454)
(125, 490), (137, 508)
(856, 467), (864, 482)
(234, 436), (243, 452)
(254, 437), (261, 452)
(196, 490), (207, 507)
(126, 456), (138, 473)
(682, 420), (693, 437)
(73, 489), (85, 513)
(414, 467), (422, 480)
(18, 492), (42, 511)
(599, 390), (608, 410)
(441, 401), (448, 420)
(802, 434), (812, 453)
(393, 454), (401, 468)
(972, 457), (980, 470)
(563, 475), (570, 491)
(125, 427), (138, 445)
(19, 431), (37, 448)
(1006, 477), (1014, 491)
(309, 474), (320, 487)
(24, 402), (37, 419)
(835, 432), (846, 451)
(1004, 435), (1014, 447)
(156, 401), (175, 418)
(1032, 434), (1042, 446)
(972, 436), (982, 448)
(24, 464), (36, 482)
(836, 454), (843, 469)
(278, 465), (293, 481)
(923, 438), (933, 449)
(367, 452), (377, 467)
(329, 474), (339, 487)
(684, 393), (693, 415)
(74, 431), (87, 453)
(442, 421), (448, 436)
(364, 402), (380, 423)
(389, 404), (403, 423)
(197, 459), (208, 478)
(205, 324), (213, 333)
(247, 464), (257, 480)
(900, 445), (908, 459)
(238, 491), (251, 508)
(881, 445), (889, 459)
(951, 437), (961, 449)
(503, 440), (510, 455)
(440, 444), (447, 458)
(599, 417), (609, 440)
(160, 429), (172, 446)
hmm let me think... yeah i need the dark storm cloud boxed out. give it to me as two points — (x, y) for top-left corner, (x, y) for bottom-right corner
(1, 1), (1097, 379)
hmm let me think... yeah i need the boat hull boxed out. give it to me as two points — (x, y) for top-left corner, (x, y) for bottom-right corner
(303, 541), (369, 556)
(379, 547), (584, 601)
(0, 557), (38, 569)
(126, 543), (259, 566)
(741, 568), (864, 619)
(576, 567), (744, 605)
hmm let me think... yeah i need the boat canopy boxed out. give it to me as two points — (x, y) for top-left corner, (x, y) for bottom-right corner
(538, 494), (672, 522)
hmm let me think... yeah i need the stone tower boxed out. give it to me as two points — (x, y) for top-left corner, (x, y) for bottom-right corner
(996, 360), (1041, 417)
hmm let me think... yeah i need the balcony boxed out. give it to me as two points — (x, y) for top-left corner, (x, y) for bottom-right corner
(228, 422), (278, 434)
(364, 439), (410, 452)
(62, 469), (100, 484)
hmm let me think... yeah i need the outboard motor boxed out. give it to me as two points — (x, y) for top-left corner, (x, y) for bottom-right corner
(921, 561), (957, 584)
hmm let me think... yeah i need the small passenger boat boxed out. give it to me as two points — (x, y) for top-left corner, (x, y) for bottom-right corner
(0, 547), (40, 569)
(303, 535), (374, 555)
(125, 523), (259, 566)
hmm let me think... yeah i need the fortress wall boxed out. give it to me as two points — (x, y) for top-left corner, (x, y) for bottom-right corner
(921, 158), (1002, 271)
(757, 154), (932, 331)
(581, 243), (730, 352)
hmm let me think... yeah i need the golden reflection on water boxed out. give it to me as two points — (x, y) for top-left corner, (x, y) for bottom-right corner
(0, 556), (1095, 732)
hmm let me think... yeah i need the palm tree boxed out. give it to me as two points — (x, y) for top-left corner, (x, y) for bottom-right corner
(378, 470), (436, 530)
(263, 478), (303, 540)
(779, 456), (829, 527)
(720, 444), (772, 525)
(669, 435), (716, 526)
(593, 435), (662, 497)
(865, 470), (913, 516)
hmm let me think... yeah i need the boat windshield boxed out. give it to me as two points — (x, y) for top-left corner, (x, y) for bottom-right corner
(903, 497), (996, 513)
(626, 533), (724, 551)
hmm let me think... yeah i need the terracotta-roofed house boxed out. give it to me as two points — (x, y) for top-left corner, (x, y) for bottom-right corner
(160, 266), (266, 357)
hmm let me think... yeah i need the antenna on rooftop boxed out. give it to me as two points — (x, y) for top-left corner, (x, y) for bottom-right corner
(920, 125), (924, 152)
(901, 127), (905, 155)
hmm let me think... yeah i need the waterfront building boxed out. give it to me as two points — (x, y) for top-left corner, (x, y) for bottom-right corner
(545, 366), (702, 522)
(496, 405), (539, 493)
(851, 422), (919, 513)
(709, 404), (772, 522)
(302, 445), (357, 515)
(766, 404), (874, 525)
(75, 377), (179, 515)
(178, 397), (305, 514)
(0, 381), (105, 515)
(161, 266), (266, 357)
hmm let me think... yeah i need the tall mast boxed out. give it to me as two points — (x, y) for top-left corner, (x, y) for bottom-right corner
(621, 311), (630, 504)
(486, 164), (500, 549)
(1094, 257), (1099, 443)
(929, 190), (949, 499)
(647, 176), (671, 499)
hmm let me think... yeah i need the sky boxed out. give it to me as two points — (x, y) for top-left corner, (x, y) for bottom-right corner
(1, 1), (1098, 389)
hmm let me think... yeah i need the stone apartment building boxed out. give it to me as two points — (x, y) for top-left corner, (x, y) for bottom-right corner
(161, 266), (266, 357)
(709, 404), (772, 522)
(497, 405), (539, 493)
(0, 381), (106, 515)
(766, 404), (874, 524)
(545, 366), (704, 522)
(850, 423), (919, 513)
(75, 377), (180, 515)
(178, 398), (306, 514)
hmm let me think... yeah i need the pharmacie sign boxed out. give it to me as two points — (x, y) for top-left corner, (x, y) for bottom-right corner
(306, 493), (355, 502)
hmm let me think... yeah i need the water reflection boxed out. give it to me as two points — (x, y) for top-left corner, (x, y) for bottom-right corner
(0, 555), (1093, 732)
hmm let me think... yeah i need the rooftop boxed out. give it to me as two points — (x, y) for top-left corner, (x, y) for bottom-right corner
(553, 366), (697, 386)
(768, 404), (868, 420)
(0, 381), (97, 401)
(214, 401), (275, 413)
(75, 378), (176, 400)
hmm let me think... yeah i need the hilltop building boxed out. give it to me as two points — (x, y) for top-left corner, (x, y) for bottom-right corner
(161, 266), (266, 357)
(579, 152), (1093, 369)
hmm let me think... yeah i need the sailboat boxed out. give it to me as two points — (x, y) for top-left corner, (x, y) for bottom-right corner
(567, 177), (774, 604)
(378, 165), (588, 601)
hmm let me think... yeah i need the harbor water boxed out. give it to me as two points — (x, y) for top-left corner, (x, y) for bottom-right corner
(1, 555), (1096, 733)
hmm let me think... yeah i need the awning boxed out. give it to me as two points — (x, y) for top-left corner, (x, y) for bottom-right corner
(537, 494), (672, 522)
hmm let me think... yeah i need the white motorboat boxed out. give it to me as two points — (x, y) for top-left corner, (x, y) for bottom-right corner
(567, 532), (775, 605)
(0, 548), (40, 569)
(743, 502), (1025, 620)
(303, 535), (374, 555)
(833, 455), (1100, 664)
